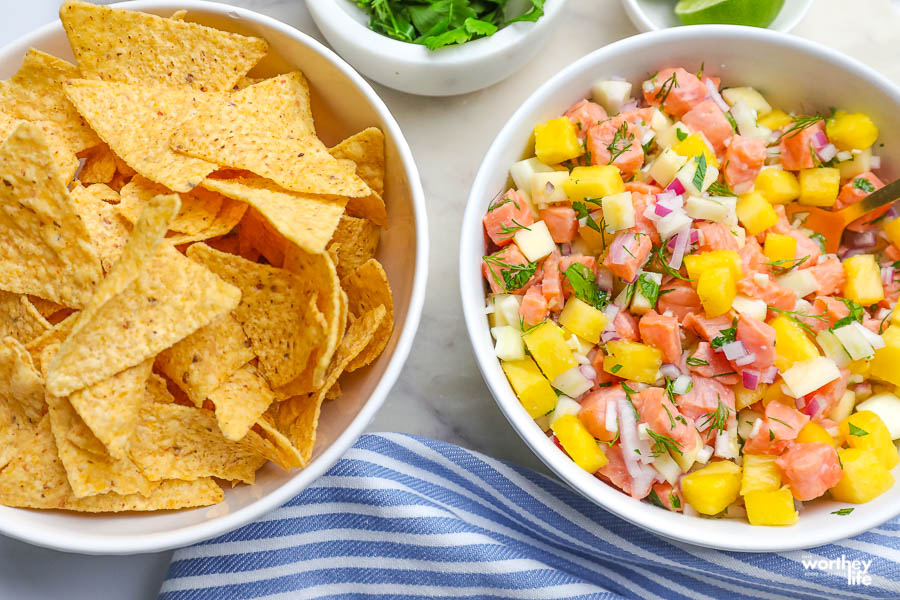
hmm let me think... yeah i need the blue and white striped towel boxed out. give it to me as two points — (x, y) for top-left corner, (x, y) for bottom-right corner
(159, 433), (900, 600)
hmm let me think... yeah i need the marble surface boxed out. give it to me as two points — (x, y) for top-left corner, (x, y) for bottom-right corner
(1, 0), (899, 598)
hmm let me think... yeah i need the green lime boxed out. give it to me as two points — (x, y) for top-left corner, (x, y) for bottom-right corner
(674, 0), (786, 28)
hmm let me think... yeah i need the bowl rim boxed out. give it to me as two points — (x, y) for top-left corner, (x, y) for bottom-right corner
(0, 0), (428, 555)
(306, 0), (569, 65)
(460, 23), (900, 552)
(621, 0), (814, 33)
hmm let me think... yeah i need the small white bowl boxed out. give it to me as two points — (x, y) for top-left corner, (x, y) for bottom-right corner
(622, 0), (813, 33)
(460, 25), (900, 552)
(307, 0), (568, 96)
(0, 0), (428, 555)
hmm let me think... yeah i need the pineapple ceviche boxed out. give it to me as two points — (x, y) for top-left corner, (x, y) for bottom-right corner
(481, 65), (900, 526)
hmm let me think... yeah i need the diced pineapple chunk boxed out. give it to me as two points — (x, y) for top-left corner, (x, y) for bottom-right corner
(826, 111), (879, 151)
(681, 460), (742, 515)
(885, 217), (900, 248)
(828, 390), (857, 423)
(741, 454), (781, 495)
(491, 326), (525, 361)
(685, 196), (733, 224)
(656, 120), (692, 149)
(721, 87), (772, 116)
(781, 356), (840, 398)
(830, 448), (894, 503)
(736, 191), (778, 235)
(769, 315), (820, 371)
(856, 393), (900, 439)
(838, 147), (871, 179)
(671, 133), (719, 168)
(552, 414), (609, 472)
(603, 340), (662, 384)
(763, 233), (797, 263)
(531, 171), (569, 206)
(489, 294), (522, 328)
(601, 192), (634, 233)
(684, 250), (742, 282)
(501, 357), (558, 418)
(647, 148), (687, 187)
(732, 295), (768, 322)
(842, 254), (884, 305)
(675, 156), (719, 195)
(510, 157), (554, 191)
(591, 80), (632, 115)
(523, 321), (578, 381)
(870, 326), (900, 386)
(735, 382), (767, 411)
(757, 109), (792, 131)
(697, 266), (736, 318)
(534, 117), (582, 164)
(798, 168), (840, 207)
(840, 411), (899, 470)
(552, 366), (593, 398)
(513, 220), (557, 263)
(672, 430), (703, 473)
(559, 297), (609, 344)
(744, 487), (798, 526)
(776, 269), (818, 299)
(754, 168), (800, 205)
(563, 165), (625, 202)
(631, 272), (662, 316)
(796, 421), (834, 446)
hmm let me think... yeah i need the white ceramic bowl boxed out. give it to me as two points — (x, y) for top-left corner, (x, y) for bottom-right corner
(460, 25), (900, 552)
(622, 0), (813, 33)
(0, 0), (428, 555)
(307, 0), (568, 96)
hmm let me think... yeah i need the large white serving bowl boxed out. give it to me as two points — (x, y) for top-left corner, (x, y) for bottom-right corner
(307, 0), (569, 96)
(0, 0), (428, 555)
(460, 25), (900, 552)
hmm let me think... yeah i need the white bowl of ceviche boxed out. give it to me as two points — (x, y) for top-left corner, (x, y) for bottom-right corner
(460, 24), (900, 551)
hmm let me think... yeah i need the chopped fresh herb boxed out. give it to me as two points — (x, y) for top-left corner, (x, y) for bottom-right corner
(658, 288), (675, 297)
(830, 298), (866, 331)
(563, 263), (609, 310)
(642, 139), (654, 155)
(852, 177), (876, 193)
(662, 401), (677, 430)
(670, 492), (682, 509)
(713, 372), (737, 378)
(621, 382), (640, 419)
(652, 244), (691, 281)
(725, 111), (738, 132)
(606, 122), (635, 165)
(707, 181), (737, 197)
(696, 61), (705, 79)
(598, 429), (619, 445)
(710, 318), (738, 349)
(769, 429), (775, 441)
(596, 382), (613, 388)
(656, 71), (679, 106)
(809, 232), (827, 253)
(647, 488), (666, 508)
(686, 356), (709, 367)
(700, 395), (731, 432)
(766, 255), (810, 274)
(675, 128), (688, 142)
(496, 218), (531, 238)
(832, 508), (854, 516)
(848, 423), (869, 437)
(637, 273), (661, 308)
(769, 417), (793, 429)
(773, 114), (824, 144)
(483, 255), (538, 292)
(768, 306), (827, 336)
(692, 153), (708, 191)
(572, 200), (606, 243)
(611, 364), (623, 374)
(648, 429), (683, 456)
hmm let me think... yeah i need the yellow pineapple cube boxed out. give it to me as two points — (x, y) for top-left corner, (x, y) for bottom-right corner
(522, 321), (578, 381)
(798, 168), (840, 207)
(884, 217), (900, 248)
(744, 487), (799, 526)
(757, 109), (792, 131)
(559, 297), (609, 344)
(684, 250), (742, 283)
(741, 454), (781, 495)
(671, 133), (719, 168)
(697, 266), (736, 318)
(830, 448), (894, 503)
(769, 315), (820, 371)
(763, 233), (797, 263)
(735, 382), (767, 411)
(501, 358), (558, 418)
(842, 254), (884, 305)
(534, 117), (583, 165)
(564, 165), (624, 202)
(736, 191), (778, 235)
(603, 340), (662, 384)
(551, 414), (609, 473)
(870, 326), (900, 386)
(840, 411), (899, 470)
(681, 460), (742, 515)
(826, 112), (879, 151)
(796, 421), (834, 446)
(754, 168), (800, 205)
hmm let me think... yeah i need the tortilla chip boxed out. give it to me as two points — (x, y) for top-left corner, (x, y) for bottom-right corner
(64, 79), (221, 192)
(170, 9), (187, 20)
(0, 292), (51, 344)
(166, 199), (248, 246)
(130, 403), (266, 484)
(206, 231), (241, 256)
(0, 48), (98, 153)
(238, 206), (286, 267)
(186, 243), (327, 388)
(328, 215), (381, 279)
(209, 363), (274, 441)
(0, 336), (44, 423)
(0, 123), (102, 308)
(202, 176), (347, 255)
(145, 373), (176, 405)
(60, 1), (268, 92)
(0, 110), (79, 183)
(77, 143), (117, 184)
(155, 313), (254, 407)
(244, 415), (303, 470)
(120, 175), (223, 235)
(276, 305), (386, 462)
(70, 183), (130, 272)
(329, 128), (388, 227)
(341, 259), (394, 371)
(24, 312), (78, 364)
(0, 415), (223, 511)
(27, 296), (66, 319)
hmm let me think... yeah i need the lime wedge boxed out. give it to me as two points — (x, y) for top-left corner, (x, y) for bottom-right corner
(675, 0), (785, 28)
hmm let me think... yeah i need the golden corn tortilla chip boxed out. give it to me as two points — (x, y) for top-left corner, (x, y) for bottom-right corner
(341, 259), (394, 372)
(238, 206), (286, 267)
(329, 128), (388, 227)
(120, 176), (224, 235)
(0, 110), (79, 183)
(209, 363), (274, 441)
(0, 292), (51, 344)
(24, 312), (78, 364)
(70, 183), (130, 272)
(0, 415), (223, 511)
(245, 415), (303, 470)
(27, 296), (66, 319)
(202, 176), (347, 255)
(60, 1), (268, 92)
(155, 313), (254, 407)
(77, 143), (117, 184)
(0, 122), (102, 308)
(329, 215), (381, 280)
(169, 9), (187, 20)
(0, 336), (45, 424)
(276, 304), (386, 463)
(166, 199), (248, 246)
(186, 243), (327, 389)
(64, 79), (221, 193)
(0, 48), (98, 153)
(130, 403), (266, 484)
(206, 231), (242, 256)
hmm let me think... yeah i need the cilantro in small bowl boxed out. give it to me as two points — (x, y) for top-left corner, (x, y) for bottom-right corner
(355, 0), (545, 50)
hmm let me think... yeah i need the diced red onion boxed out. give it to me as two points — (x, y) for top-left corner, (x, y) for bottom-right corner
(802, 397), (820, 417)
(795, 395), (806, 410)
(545, 181), (555, 193)
(870, 156), (881, 169)
(876, 307), (892, 319)
(735, 352), (757, 367)
(761, 366), (778, 384)
(602, 304), (620, 321)
(560, 243), (572, 255)
(885, 202), (900, 221)
(768, 129), (782, 144)
(810, 130), (828, 151)
(608, 233), (629, 265)
(705, 78), (729, 112)
(618, 398), (653, 473)
(722, 340), (748, 360)
(742, 369), (760, 390)
(605, 398), (618, 433)
(644, 203), (660, 221)
(882, 267), (894, 285)
(601, 330), (622, 343)
(596, 269), (614, 291)
(839, 247), (869, 260)
(666, 178), (686, 196)
(621, 99), (640, 113)
(642, 80), (655, 93)
(654, 203), (673, 217)
(668, 228), (690, 270)
(817, 143), (837, 162)
(659, 364), (681, 379)
(845, 229), (876, 249)
(580, 365), (597, 380)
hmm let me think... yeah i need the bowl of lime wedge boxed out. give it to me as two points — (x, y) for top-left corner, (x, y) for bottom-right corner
(622, 0), (813, 33)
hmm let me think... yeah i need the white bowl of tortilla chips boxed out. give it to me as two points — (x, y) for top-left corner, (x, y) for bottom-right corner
(0, 0), (427, 554)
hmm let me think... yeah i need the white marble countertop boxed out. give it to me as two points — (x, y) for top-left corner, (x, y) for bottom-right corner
(1, 0), (899, 598)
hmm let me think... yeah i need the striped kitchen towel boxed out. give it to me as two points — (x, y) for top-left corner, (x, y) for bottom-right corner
(159, 433), (900, 600)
